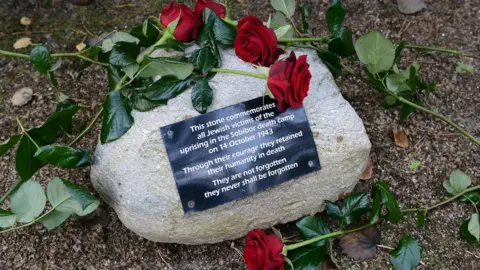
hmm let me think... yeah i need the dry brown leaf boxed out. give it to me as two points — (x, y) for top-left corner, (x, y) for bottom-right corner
(360, 158), (373, 180)
(76, 42), (87, 52)
(338, 192), (350, 200)
(11, 87), (33, 106)
(339, 226), (380, 260)
(392, 130), (409, 148)
(20, 17), (31, 26)
(13, 37), (32, 49)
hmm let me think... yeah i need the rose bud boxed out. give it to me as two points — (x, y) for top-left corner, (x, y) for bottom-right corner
(243, 229), (285, 270)
(267, 51), (312, 113)
(195, 0), (226, 18)
(234, 15), (285, 67)
(160, 2), (202, 43)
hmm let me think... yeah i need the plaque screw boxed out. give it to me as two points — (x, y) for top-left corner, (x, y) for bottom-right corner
(167, 130), (174, 138)
(308, 161), (314, 167)
(187, 200), (195, 208)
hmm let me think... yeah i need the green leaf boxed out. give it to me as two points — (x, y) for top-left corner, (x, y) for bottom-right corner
(121, 63), (140, 79)
(449, 169), (471, 194)
(39, 210), (71, 230)
(460, 218), (479, 247)
(198, 9), (237, 46)
(316, 48), (342, 78)
(274, 25), (293, 39)
(460, 192), (480, 204)
(107, 65), (124, 91)
(416, 210), (426, 228)
(385, 96), (397, 106)
(129, 94), (166, 112)
(299, 1), (312, 33)
(0, 135), (21, 156)
(442, 180), (456, 195)
(286, 245), (326, 270)
(389, 235), (421, 270)
(468, 213), (480, 242)
(156, 40), (185, 52)
(46, 177), (98, 215)
(167, 15), (181, 36)
(373, 180), (402, 223)
(386, 73), (410, 94)
(369, 191), (381, 224)
(296, 216), (330, 247)
(270, 0), (296, 18)
(130, 21), (159, 47)
(138, 57), (193, 80)
(34, 145), (90, 168)
(191, 47), (217, 74)
(326, 192), (370, 225)
(456, 62), (474, 73)
(268, 12), (289, 29)
(15, 136), (43, 181)
(400, 100), (421, 121)
(109, 43), (140, 67)
(142, 76), (192, 101)
(326, 0), (346, 33)
(30, 45), (51, 74)
(48, 71), (59, 88)
(102, 32), (140, 52)
(0, 209), (16, 228)
(191, 78), (213, 114)
(10, 179), (46, 223)
(355, 31), (396, 74)
(328, 27), (355, 57)
(394, 42), (407, 65)
(100, 91), (134, 144)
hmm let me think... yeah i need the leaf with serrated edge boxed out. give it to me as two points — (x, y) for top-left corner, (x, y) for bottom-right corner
(100, 91), (134, 144)
(296, 216), (330, 247)
(274, 25), (293, 39)
(138, 58), (193, 79)
(101, 32), (139, 52)
(39, 210), (71, 230)
(286, 245), (326, 270)
(0, 135), (21, 156)
(47, 177), (98, 215)
(355, 31), (395, 74)
(34, 145), (90, 168)
(10, 180), (46, 223)
(468, 213), (480, 242)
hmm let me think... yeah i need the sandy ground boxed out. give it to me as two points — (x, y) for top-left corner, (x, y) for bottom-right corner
(0, 0), (479, 269)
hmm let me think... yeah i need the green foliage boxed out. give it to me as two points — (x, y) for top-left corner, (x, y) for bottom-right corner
(30, 45), (51, 74)
(468, 213), (480, 243)
(109, 42), (140, 68)
(101, 32), (140, 52)
(0, 135), (21, 156)
(15, 136), (44, 181)
(416, 210), (426, 227)
(10, 180), (46, 223)
(137, 57), (193, 79)
(156, 40), (185, 52)
(328, 27), (355, 57)
(130, 21), (159, 47)
(325, 192), (369, 225)
(0, 209), (16, 228)
(316, 48), (342, 78)
(198, 9), (237, 46)
(296, 216), (330, 247)
(355, 31), (395, 74)
(326, 0), (345, 34)
(270, 0), (295, 19)
(191, 47), (217, 75)
(460, 192), (480, 204)
(460, 215), (479, 247)
(389, 235), (421, 270)
(34, 145), (90, 168)
(443, 169), (471, 195)
(286, 245), (326, 270)
(371, 180), (402, 223)
(100, 91), (134, 144)
(299, 2), (312, 33)
(107, 65), (124, 91)
(191, 78), (214, 114)
(456, 62), (473, 73)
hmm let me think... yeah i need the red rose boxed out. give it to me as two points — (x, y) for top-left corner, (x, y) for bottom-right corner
(160, 3), (202, 43)
(195, 0), (226, 18)
(234, 15), (285, 67)
(267, 51), (312, 112)
(243, 229), (285, 270)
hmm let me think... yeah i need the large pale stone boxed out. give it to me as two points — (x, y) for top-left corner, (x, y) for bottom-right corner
(90, 48), (371, 244)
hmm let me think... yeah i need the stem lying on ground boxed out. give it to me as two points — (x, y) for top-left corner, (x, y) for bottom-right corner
(405, 44), (479, 59)
(0, 49), (108, 66)
(341, 64), (480, 145)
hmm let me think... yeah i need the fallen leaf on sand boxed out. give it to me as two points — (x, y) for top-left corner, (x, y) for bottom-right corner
(76, 42), (87, 52)
(20, 17), (32, 26)
(339, 226), (380, 260)
(13, 37), (32, 49)
(360, 158), (373, 180)
(392, 130), (409, 148)
(11, 87), (33, 106)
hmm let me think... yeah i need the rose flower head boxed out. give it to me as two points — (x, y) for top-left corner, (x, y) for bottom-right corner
(195, 0), (226, 19)
(267, 51), (312, 113)
(243, 229), (285, 270)
(234, 15), (285, 67)
(160, 2), (202, 43)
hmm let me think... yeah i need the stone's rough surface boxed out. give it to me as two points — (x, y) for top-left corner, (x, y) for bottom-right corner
(90, 48), (371, 244)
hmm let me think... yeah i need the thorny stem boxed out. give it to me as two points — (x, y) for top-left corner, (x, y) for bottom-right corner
(210, 68), (268, 79)
(0, 49), (108, 66)
(341, 64), (480, 145)
(405, 44), (479, 59)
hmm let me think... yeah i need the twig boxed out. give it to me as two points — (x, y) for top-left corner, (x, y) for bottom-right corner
(377, 244), (395, 250)
(156, 249), (174, 270)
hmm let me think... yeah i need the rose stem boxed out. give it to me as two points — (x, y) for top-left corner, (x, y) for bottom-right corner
(210, 68), (267, 79)
(404, 44), (479, 59)
(278, 36), (330, 44)
(0, 49), (108, 66)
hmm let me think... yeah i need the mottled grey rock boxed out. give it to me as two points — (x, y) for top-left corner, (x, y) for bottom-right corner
(397, 0), (426, 14)
(90, 48), (371, 244)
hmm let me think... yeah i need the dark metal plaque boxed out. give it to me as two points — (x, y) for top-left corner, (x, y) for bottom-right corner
(160, 96), (320, 214)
